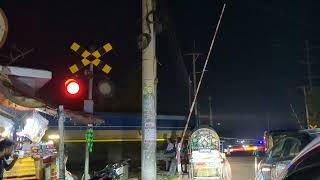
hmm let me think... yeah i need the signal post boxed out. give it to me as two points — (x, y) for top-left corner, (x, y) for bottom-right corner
(68, 42), (113, 180)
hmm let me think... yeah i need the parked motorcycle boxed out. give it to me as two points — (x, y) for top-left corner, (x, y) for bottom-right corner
(90, 159), (130, 180)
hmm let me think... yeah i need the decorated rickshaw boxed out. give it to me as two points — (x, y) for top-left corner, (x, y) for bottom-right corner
(188, 127), (231, 180)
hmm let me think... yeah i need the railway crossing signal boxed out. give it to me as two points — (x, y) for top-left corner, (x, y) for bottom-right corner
(64, 78), (80, 95)
(68, 42), (113, 179)
(69, 42), (113, 74)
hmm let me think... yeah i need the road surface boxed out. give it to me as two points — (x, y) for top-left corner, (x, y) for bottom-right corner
(228, 156), (256, 180)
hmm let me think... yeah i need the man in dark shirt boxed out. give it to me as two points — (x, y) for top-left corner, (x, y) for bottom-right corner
(0, 139), (18, 180)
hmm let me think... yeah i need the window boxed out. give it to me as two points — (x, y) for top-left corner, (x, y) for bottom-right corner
(270, 136), (307, 160)
(270, 138), (286, 159)
(294, 146), (320, 171)
(280, 138), (301, 159)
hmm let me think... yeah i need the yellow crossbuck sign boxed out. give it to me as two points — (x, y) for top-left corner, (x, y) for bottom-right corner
(309, 124), (318, 129)
(69, 42), (113, 74)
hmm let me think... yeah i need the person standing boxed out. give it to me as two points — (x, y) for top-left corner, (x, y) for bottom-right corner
(0, 139), (18, 180)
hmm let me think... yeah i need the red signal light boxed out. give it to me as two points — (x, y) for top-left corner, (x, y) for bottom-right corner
(65, 79), (80, 95)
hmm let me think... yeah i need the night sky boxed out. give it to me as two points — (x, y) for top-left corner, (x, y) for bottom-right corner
(1, 0), (320, 138)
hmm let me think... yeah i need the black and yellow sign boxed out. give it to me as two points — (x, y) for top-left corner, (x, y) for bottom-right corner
(309, 124), (318, 129)
(69, 42), (113, 74)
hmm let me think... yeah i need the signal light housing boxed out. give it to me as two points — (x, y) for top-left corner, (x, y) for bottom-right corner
(65, 78), (80, 95)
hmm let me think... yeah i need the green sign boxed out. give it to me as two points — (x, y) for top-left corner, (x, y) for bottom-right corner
(85, 128), (94, 153)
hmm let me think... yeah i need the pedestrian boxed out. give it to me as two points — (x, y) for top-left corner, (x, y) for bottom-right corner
(163, 138), (176, 171)
(0, 138), (18, 180)
(56, 149), (77, 180)
(165, 138), (175, 154)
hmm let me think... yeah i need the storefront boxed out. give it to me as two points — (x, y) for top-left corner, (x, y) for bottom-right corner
(1, 111), (58, 180)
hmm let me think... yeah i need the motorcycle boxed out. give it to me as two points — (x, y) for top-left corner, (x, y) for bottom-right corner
(90, 159), (130, 180)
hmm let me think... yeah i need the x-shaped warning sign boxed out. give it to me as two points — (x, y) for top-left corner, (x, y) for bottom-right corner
(309, 124), (318, 129)
(69, 42), (113, 74)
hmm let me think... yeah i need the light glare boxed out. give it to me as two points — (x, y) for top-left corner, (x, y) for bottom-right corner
(67, 81), (79, 95)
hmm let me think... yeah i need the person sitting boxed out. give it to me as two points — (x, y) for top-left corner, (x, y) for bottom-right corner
(165, 138), (175, 154)
(163, 138), (176, 171)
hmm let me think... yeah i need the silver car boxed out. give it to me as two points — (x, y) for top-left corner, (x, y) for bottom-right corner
(276, 136), (320, 180)
(256, 128), (320, 180)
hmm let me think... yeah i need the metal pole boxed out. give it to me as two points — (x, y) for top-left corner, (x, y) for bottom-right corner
(142, 0), (157, 179)
(89, 63), (93, 100)
(185, 41), (204, 127)
(84, 142), (89, 180)
(304, 86), (310, 128)
(209, 96), (213, 127)
(254, 156), (257, 178)
(192, 52), (199, 126)
(58, 105), (65, 180)
(290, 104), (303, 129)
(305, 40), (313, 91)
(84, 63), (93, 180)
(267, 112), (270, 132)
(188, 76), (192, 110)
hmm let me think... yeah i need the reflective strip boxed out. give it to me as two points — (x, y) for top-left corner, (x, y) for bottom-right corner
(103, 43), (112, 52)
(81, 50), (91, 58)
(102, 64), (112, 74)
(92, 59), (101, 66)
(70, 42), (80, 51)
(69, 64), (79, 74)
(92, 50), (101, 58)
(81, 58), (91, 66)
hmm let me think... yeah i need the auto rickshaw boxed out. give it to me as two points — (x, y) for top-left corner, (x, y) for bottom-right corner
(188, 127), (231, 180)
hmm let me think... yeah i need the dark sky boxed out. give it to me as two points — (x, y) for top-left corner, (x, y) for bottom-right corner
(1, 0), (320, 138)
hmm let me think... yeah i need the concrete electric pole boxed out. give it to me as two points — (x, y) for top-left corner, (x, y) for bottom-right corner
(305, 40), (313, 91)
(208, 96), (213, 127)
(185, 41), (204, 127)
(142, 0), (157, 179)
(58, 105), (65, 180)
(299, 40), (320, 128)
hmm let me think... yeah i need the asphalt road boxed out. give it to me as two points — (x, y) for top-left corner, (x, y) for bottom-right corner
(228, 155), (256, 180)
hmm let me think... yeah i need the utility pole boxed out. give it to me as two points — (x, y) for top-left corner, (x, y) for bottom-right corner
(267, 114), (270, 132)
(208, 96), (213, 127)
(299, 40), (320, 128)
(188, 76), (192, 110)
(305, 40), (313, 91)
(58, 105), (65, 180)
(185, 41), (204, 127)
(290, 103), (303, 129)
(303, 86), (310, 128)
(142, 0), (157, 179)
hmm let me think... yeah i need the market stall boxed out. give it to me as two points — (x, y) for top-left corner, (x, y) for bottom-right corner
(2, 111), (58, 180)
(0, 112), (14, 140)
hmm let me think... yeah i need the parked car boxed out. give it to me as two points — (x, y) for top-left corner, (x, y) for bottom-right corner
(276, 136), (320, 180)
(256, 128), (320, 180)
(264, 129), (301, 152)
